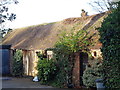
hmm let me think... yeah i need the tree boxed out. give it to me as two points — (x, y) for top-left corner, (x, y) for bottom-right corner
(88, 0), (116, 13)
(98, 1), (120, 88)
(49, 25), (94, 87)
(0, 0), (18, 38)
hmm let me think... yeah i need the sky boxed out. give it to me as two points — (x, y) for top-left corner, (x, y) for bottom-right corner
(8, 0), (100, 29)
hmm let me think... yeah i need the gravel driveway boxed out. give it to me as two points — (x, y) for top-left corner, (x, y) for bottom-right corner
(1, 77), (53, 88)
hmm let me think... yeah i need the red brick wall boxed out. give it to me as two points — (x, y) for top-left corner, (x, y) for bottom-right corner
(72, 52), (80, 87)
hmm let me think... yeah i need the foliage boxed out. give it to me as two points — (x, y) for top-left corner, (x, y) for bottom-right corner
(82, 59), (103, 88)
(0, 0), (18, 38)
(49, 27), (94, 87)
(98, 1), (120, 88)
(50, 53), (73, 87)
(12, 50), (23, 77)
(55, 29), (93, 54)
(37, 55), (57, 84)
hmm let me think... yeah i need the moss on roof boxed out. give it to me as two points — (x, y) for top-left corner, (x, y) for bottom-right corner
(2, 12), (108, 50)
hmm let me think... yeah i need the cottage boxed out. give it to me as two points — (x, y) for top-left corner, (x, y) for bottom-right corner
(2, 12), (107, 80)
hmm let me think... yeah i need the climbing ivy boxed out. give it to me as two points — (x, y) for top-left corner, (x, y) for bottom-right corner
(98, 1), (120, 88)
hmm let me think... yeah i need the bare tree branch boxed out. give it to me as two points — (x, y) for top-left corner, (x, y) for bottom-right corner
(88, 0), (113, 13)
(89, 3), (102, 13)
(94, 1), (105, 11)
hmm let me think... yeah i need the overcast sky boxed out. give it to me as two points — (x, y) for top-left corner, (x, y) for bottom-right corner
(8, 0), (101, 29)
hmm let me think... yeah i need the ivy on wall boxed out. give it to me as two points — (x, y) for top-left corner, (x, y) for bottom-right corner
(98, 1), (120, 88)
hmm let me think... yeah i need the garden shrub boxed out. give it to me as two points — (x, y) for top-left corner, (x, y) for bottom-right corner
(12, 50), (23, 77)
(82, 59), (103, 88)
(98, 2), (120, 88)
(49, 52), (74, 87)
(37, 57), (57, 84)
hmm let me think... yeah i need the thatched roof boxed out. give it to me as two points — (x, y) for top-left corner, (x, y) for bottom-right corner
(2, 12), (108, 50)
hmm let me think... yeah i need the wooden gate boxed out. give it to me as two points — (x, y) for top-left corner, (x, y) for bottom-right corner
(0, 45), (11, 75)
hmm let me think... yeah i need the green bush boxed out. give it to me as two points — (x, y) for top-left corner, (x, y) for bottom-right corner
(37, 58), (57, 84)
(98, 2), (120, 88)
(50, 53), (73, 87)
(12, 50), (23, 77)
(82, 60), (103, 88)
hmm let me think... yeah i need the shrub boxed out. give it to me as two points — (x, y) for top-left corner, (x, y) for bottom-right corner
(37, 58), (57, 84)
(98, 2), (120, 88)
(49, 26), (94, 87)
(12, 50), (23, 77)
(50, 53), (73, 87)
(82, 60), (103, 88)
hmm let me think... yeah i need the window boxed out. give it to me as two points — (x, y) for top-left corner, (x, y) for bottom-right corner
(94, 51), (97, 57)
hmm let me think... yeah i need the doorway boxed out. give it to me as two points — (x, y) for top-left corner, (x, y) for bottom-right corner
(80, 52), (88, 85)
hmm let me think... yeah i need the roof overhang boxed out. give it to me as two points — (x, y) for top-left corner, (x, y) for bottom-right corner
(0, 45), (11, 49)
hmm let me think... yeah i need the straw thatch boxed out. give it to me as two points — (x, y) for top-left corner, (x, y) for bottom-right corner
(2, 12), (107, 50)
